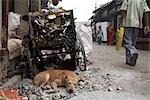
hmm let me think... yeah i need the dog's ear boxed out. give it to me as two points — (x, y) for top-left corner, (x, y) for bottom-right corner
(62, 72), (68, 79)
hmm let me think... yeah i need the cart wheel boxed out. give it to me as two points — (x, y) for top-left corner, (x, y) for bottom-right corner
(77, 41), (86, 71)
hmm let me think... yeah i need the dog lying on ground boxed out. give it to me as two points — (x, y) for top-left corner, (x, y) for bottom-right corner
(33, 69), (78, 93)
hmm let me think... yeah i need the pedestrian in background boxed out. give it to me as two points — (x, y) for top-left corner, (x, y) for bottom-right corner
(107, 23), (115, 45)
(91, 23), (96, 42)
(120, 0), (150, 66)
(97, 26), (103, 45)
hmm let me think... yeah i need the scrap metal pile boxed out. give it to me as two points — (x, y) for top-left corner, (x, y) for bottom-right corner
(21, 9), (86, 78)
(29, 9), (75, 48)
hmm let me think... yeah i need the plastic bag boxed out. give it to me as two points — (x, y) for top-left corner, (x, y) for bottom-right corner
(8, 12), (21, 31)
(116, 27), (124, 51)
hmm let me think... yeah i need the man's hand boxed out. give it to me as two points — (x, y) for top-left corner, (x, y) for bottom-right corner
(144, 26), (150, 34)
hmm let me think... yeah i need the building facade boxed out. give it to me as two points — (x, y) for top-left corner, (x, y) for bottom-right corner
(92, 0), (150, 50)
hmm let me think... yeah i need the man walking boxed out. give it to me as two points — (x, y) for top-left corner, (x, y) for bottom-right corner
(97, 26), (103, 45)
(120, 0), (150, 66)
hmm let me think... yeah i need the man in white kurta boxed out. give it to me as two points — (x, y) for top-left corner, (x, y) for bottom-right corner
(120, 0), (150, 66)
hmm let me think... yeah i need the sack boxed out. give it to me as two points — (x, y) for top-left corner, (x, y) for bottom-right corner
(116, 27), (124, 51)
(75, 23), (93, 54)
(8, 12), (21, 38)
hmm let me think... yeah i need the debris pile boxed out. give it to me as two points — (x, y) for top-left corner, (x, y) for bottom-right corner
(4, 67), (123, 100)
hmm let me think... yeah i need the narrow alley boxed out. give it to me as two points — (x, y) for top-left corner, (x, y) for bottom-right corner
(70, 43), (150, 100)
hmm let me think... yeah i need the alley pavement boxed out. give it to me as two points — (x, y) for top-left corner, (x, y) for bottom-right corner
(70, 43), (150, 100)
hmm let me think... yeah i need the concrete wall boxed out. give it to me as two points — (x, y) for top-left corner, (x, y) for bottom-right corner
(30, 0), (41, 12)
(14, 0), (41, 37)
(14, 0), (29, 37)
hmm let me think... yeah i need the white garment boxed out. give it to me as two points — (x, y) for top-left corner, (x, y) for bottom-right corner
(120, 0), (150, 28)
(47, 0), (59, 9)
(97, 30), (103, 38)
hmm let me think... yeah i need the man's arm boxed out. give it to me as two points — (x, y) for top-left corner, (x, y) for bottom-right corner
(143, 12), (150, 27)
(143, 0), (150, 34)
(119, 0), (128, 27)
(120, 10), (127, 27)
(143, 12), (150, 34)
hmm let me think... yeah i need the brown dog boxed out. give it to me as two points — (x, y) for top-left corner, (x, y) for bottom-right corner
(33, 69), (78, 93)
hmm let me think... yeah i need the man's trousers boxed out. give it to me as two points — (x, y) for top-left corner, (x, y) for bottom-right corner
(124, 27), (140, 62)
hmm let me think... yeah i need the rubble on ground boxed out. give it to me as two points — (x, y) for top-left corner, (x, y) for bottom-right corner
(4, 66), (122, 100)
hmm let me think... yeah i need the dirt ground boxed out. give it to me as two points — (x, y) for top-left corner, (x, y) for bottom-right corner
(3, 43), (149, 100)
(70, 43), (150, 100)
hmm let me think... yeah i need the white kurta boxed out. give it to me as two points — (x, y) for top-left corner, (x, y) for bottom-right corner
(120, 0), (150, 28)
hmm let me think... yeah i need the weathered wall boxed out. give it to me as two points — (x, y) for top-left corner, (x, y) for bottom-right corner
(30, 0), (41, 12)
(14, 0), (29, 37)
(0, 0), (2, 48)
(14, 0), (41, 37)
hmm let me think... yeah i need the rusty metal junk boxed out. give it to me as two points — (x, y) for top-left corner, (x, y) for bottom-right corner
(20, 9), (86, 78)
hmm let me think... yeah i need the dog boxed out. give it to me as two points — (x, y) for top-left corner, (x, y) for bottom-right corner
(33, 69), (78, 93)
